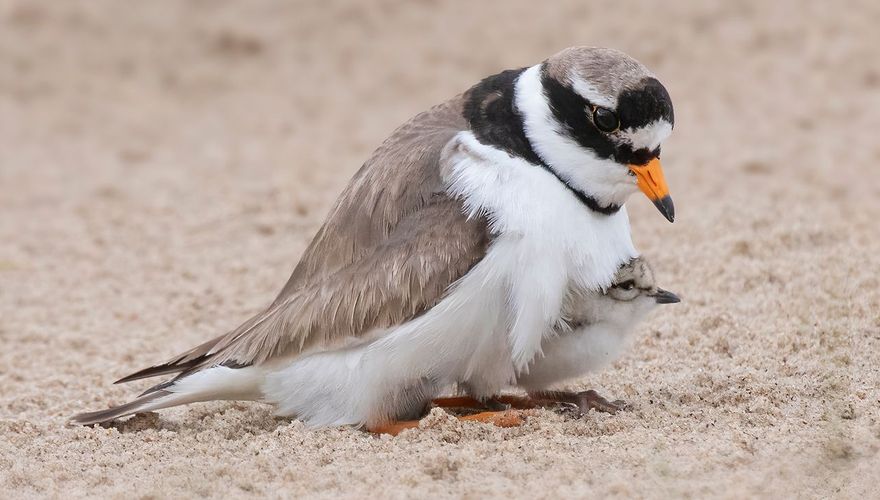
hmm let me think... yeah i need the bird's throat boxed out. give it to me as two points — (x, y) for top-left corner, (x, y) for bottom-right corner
(462, 68), (622, 216)
(540, 167), (622, 215)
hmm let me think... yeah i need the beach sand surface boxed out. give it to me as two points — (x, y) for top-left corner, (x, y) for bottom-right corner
(1, 0), (878, 497)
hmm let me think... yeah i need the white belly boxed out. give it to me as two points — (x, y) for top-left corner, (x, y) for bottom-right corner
(262, 132), (637, 426)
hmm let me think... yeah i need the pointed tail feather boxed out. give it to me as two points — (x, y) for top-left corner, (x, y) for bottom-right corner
(72, 366), (264, 426)
(70, 390), (175, 426)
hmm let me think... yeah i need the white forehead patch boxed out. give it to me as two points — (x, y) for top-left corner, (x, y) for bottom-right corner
(619, 120), (673, 151)
(569, 75), (616, 109)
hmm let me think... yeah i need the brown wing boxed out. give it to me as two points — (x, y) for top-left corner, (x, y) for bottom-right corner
(117, 97), (490, 383)
(276, 97), (471, 295)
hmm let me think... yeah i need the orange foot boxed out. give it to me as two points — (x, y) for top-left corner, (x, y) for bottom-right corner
(459, 410), (524, 427)
(366, 410), (525, 436)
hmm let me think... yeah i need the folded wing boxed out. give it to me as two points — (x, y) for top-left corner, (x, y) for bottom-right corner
(117, 97), (492, 384)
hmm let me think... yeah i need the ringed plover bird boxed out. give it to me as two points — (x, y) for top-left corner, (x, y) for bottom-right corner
(72, 47), (676, 431)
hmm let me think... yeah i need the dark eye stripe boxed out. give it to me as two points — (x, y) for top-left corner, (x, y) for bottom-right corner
(541, 67), (617, 160)
(539, 65), (667, 166)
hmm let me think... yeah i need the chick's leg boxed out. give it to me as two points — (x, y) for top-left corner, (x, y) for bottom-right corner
(528, 389), (626, 415)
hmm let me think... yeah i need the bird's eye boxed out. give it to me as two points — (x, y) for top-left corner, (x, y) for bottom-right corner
(592, 107), (619, 133)
(615, 280), (635, 291)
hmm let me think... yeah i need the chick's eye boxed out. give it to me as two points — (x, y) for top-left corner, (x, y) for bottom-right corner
(615, 280), (635, 291)
(592, 107), (619, 133)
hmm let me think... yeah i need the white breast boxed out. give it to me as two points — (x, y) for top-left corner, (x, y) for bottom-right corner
(443, 132), (638, 379)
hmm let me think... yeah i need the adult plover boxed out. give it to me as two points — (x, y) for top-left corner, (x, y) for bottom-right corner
(72, 47), (676, 430)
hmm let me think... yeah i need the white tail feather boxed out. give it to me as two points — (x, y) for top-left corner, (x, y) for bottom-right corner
(71, 366), (263, 426)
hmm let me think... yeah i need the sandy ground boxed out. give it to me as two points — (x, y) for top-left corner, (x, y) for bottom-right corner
(1, 0), (879, 498)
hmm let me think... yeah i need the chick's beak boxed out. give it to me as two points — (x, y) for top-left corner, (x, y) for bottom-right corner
(650, 288), (681, 304)
(629, 157), (674, 222)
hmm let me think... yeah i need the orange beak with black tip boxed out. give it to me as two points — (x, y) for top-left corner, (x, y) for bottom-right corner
(629, 158), (674, 222)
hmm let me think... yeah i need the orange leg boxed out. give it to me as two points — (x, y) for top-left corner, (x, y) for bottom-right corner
(367, 409), (525, 436)
(367, 389), (623, 436)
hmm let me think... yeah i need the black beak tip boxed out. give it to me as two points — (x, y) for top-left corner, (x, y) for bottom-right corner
(653, 288), (681, 304)
(653, 195), (675, 223)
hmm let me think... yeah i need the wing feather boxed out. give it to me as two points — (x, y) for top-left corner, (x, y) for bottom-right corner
(119, 97), (491, 381)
